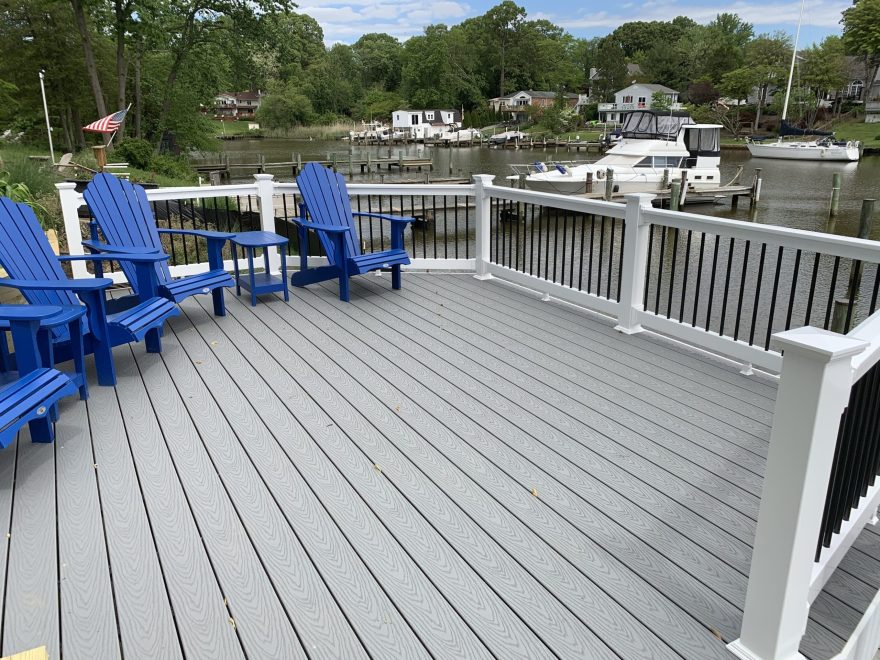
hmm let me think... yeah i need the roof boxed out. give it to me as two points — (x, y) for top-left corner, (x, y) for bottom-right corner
(236, 90), (262, 101)
(617, 83), (678, 95)
(516, 90), (579, 99)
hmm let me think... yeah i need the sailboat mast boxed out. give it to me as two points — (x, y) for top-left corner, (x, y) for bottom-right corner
(781, 0), (806, 123)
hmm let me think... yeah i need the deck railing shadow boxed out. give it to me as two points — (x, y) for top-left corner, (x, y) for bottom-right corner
(56, 172), (880, 660)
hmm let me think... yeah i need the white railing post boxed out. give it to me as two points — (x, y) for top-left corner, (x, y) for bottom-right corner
(729, 327), (866, 660)
(614, 193), (655, 334)
(253, 173), (279, 271)
(473, 174), (495, 280)
(55, 182), (90, 279)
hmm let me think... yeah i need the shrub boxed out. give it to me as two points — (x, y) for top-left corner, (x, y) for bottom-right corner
(114, 138), (155, 170)
(150, 154), (193, 180)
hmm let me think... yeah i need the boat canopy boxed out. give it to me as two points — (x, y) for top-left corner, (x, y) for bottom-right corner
(621, 110), (694, 140)
(682, 125), (721, 157)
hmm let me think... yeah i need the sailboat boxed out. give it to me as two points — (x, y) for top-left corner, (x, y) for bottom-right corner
(747, 0), (861, 162)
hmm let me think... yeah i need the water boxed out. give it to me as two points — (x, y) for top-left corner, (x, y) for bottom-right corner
(203, 137), (880, 238)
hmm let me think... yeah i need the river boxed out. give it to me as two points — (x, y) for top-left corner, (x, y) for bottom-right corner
(202, 137), (880, 239)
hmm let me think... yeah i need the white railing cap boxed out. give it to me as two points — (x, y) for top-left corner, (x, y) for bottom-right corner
(771, 326), (867, 361)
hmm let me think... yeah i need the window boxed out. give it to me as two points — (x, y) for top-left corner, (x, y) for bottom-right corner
(849, 80), (864, 99)
(426, 111), (434, 120)
(634, 157), (653, 168)
(637, 96), (646, 108)
(622, 95), (633, 103)
(412, 114), (420, 124)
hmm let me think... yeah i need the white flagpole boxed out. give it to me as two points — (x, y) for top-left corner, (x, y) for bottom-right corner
(38, 69), (55, 165)
(105, 104), (131, 149)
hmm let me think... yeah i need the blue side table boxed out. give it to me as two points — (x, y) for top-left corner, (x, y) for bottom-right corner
(231, 231), (290, 306)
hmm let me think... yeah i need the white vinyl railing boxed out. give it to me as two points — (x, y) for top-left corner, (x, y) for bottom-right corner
(57, 173), (880, 660)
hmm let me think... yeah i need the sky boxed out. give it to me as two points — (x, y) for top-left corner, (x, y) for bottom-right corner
(294, 0), (851, 46)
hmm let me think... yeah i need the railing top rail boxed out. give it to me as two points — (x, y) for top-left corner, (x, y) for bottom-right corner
(486, 184), (626, 218)
(846, 308), (880, 381)
(145, 183), (259, 201)
(274, 182), (476, 197)
(644, 206), (880, 264)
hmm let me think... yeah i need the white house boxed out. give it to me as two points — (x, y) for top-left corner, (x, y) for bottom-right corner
(598, 83), (682, 123)
(391, 109), (459, 140)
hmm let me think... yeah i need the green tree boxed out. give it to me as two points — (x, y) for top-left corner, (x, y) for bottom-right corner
(352, 33), (403, 91)
(842, 0), (880, 101)
(591, 37), (627, 102)
(651, 90), (672, 111)
(256, 80), (314, 127)
(801, 35), (848, 118)
(482, 1), (526, 95)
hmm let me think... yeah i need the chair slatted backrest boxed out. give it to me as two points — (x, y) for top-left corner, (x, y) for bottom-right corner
(295, 163), (361, 265)
(84, 173), (172, 285)
(0, 198), (79, 341)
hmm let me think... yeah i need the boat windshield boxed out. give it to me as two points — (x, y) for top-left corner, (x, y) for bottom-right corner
(621, 111), (694, 140)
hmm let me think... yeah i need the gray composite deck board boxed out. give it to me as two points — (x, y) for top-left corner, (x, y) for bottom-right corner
(405, 275), (768, 479)
(84, 360), (184, 659)
(3, 427), (58, 657)
(0, 273), (876, 659)
(55, 398), (121, 659)
(232, 290), (717, 657)
(110, 347), (246, 659)
(427, 274), (775, 436)
(159, 312), (429, 659)
(170, 301), (502, 659)
(200, 295), (592, 659)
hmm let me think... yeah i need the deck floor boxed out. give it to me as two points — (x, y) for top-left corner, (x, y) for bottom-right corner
(0, 273), (878, 659)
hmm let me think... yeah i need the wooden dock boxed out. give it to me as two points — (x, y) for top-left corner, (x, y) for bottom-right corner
(195, 152), (434, 182)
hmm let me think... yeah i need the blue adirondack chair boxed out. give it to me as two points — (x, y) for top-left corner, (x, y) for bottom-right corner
(0, 305), (80, 446)
(292, 162), (416, 302)
(83, 173), (235, 316)
(0, 197), (179, 386)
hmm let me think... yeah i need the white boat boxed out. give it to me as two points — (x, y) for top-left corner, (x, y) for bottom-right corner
(512, 110), (722, 195)
(746, 0), (860, 162)
(489, 130), (525, 145)
(747, 137), (860, 161)
(437, 125), (481, 144)
(349, 120), (389, 142)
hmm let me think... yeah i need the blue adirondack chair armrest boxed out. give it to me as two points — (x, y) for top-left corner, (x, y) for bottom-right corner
(351, 212), (417, 225)
(289, 217), (350, 234)
(82, 239), (160, 255)
(157, 228), (235, 240)
(0, 278), (113, 292)
(0, 305), (64, 321)
(59, 252), (170, 264)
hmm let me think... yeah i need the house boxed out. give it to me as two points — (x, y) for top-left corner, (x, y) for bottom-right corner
(587, 64), (645, 99)
(391, 109), (459, 140)
(598, 83), (682, 123)
(488, 90), (588, 123)
(211, 91), (264, 121)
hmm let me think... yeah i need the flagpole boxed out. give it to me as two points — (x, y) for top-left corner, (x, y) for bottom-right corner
(106, 103), (132, 148)
(38, 69), (55, 165)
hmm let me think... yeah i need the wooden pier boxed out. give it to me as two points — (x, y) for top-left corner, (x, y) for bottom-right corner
(195, 152), (434, 182)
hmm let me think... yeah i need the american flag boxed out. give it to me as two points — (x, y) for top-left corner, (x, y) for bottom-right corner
(83, 107), (128, 134)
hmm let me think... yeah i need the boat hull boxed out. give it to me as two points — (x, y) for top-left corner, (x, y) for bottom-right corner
(520, 168), (721, 195)
(747, 141), (860, 161)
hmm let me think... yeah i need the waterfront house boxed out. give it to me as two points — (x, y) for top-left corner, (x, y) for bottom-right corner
(599, 83), (682, 123)
(488, 90), (588, 123)
(391, 109), (459, 139)
(211, 91), (264, 120)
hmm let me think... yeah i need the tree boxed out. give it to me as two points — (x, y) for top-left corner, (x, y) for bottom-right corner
(719, 33), (790, 127)
(352, 33), (402, 91)
(842, 0), (880, 101)
(801, 36), (848, 119)
(256, 80), (314, 127)
(590, 37), (627, 102)
(482, 1), (526, 96)
(651, 90), (671, 111)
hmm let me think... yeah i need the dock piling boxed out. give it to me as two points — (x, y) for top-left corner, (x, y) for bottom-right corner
(670, 181), (681, 212)
(832, 199), (876, 332)
(604, 168), (614, 201)
(830, 172), (842, 217)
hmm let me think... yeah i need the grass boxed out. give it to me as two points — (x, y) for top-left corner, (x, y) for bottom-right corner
(831, 119), (880, 147)
(263, 122), (356, 140)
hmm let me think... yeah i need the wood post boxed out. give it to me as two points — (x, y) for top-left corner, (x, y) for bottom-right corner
(832, 199), (876, 332)
(729, 328), (866, 660)
(604, 168), (614, 201)
(750, 168), (763, 211)
(670, 181), (681, 211)
(830, 172), (842, 217)
(586, 172), (593, 194)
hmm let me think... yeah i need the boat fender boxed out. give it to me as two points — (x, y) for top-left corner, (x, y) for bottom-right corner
(596, 170), (605, 180)
(555, 164), (568, 174)
(534, 161), (547, 173)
